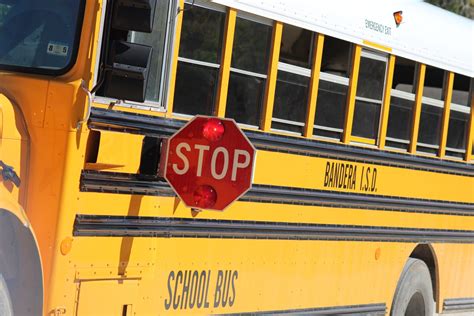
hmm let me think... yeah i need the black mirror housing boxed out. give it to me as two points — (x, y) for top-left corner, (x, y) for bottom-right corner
(103, 41), (153, 103)
(112, 0), (156, 33)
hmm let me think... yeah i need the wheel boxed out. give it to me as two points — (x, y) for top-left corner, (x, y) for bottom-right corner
(391, 258), (434, 316)
(0, 274), (13, 316)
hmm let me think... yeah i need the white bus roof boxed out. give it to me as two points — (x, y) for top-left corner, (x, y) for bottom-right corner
(212, 0), (474, 77)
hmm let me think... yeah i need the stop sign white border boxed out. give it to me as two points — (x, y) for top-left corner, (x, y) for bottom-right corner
(160, 115), (257, 211)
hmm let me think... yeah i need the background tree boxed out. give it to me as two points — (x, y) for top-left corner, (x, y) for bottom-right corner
(425, 0), (473, 19)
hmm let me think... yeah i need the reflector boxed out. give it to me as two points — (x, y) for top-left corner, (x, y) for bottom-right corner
(393, 11), (403, 26)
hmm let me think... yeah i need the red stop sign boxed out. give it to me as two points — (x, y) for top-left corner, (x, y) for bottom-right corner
(162, 116), (256, 211)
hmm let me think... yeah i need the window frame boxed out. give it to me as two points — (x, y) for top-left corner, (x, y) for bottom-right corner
(350, 48), (388, 144)
(93, 0), (177, 112)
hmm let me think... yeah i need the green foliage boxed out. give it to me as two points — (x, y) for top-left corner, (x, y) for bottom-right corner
(425, 0), (473, 19)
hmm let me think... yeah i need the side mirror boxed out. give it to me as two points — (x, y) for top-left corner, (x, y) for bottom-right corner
(100, 0), (157, 103)
(103, 41), (153, 103)
(112, 0), (156, 33)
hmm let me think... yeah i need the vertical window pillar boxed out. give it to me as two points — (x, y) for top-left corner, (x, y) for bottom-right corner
(342, 45), (362, 144)
(261, 21), (283, 132)
(378, 55), (396, 149)
(438, 72), (454, 158)
(166, 0), (185, 116)
(304, 34), (324, 138)
(465, 83), (474, 161)
(215, 8), (237, 118)
(409, 63), (426, 153)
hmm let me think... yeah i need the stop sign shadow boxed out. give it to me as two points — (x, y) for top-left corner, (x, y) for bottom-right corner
(161, 116), (256, 211)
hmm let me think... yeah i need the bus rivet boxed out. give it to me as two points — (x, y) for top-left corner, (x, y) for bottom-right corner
(375, 248), (381, 260)
(60, 237), (74, 256)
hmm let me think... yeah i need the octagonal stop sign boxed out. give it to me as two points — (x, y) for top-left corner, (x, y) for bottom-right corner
(161, 116), (256, 211)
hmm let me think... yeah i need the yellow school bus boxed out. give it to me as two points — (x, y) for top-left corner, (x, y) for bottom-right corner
(0, 0), (473, 315)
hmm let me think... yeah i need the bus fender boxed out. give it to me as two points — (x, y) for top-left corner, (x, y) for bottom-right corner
(0, 204), (43, 316)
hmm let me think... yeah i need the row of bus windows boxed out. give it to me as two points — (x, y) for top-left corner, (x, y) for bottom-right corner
(113, 0), (473, 159)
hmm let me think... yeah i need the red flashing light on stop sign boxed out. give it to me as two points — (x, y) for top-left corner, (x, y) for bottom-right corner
(193, 185), (217, 209)
(203, 118), (225, 141)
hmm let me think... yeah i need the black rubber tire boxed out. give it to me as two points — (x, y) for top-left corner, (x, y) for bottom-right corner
(391, 258), (434, 316)
(0, 274), (13, 316)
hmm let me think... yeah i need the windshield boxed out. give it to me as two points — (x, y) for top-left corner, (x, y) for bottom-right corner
(0, 0), (84, 75)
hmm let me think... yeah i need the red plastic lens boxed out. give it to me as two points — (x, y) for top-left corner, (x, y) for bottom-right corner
(193, 185), (217, 209)
(202, 118), (225, 142)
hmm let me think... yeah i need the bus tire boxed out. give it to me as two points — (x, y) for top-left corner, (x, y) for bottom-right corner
(391, 258), (434, 316)
(0, 274), (13, 316)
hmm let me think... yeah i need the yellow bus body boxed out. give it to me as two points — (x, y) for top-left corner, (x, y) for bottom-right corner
(0, 0), (473, 315)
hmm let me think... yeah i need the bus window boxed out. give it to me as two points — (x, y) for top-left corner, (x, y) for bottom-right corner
(417, 66), (445, 154)
(0, 0), (84, 75)
(313, 36), (351, 139)
(386, 57), (416, 150)
(271, 24), (313, 134)
(173, 2), (225, 116)
(126, 0), (170, 105)
(352, 49), (387, 140)
(446, 74), (472, 158)
(225, 14), (272, 127)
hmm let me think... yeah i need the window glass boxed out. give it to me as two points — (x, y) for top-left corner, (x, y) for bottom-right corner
(272, 24), (313, 133)
(446, 111), (468, 150)
(178, 5), (224, 64)
(0, 0), (84, 74)
(452, 74), (470, 106)
(231, 17), (271, 74)
(226, 16), (271, 126)
(272, 71), (310, 133)
(313, 36), (352, 140)
(417, 104), (442, 153)
(174, 4), (225, 115)
(446, 75), (472, 157)
(127, 0), (170, 103)
(386, 96), (413, 150)
(392, 57), (416, 90)
(280, 24), (312, 68)
(226, 73), (265, 126)
(356, 57), (386, 100)
(352, 100), (381, 139)
(423, 66), (445, 100)
(314, 80), (348, 139)
(321, 36), (351, 77)
(174, 63), (217, 115)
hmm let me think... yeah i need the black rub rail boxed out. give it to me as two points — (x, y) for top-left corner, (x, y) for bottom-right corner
(80, 170), (474, 216)
(73, 215), (474, 243)
(218, 303), (386, 315)
(88, 107), (474, 176)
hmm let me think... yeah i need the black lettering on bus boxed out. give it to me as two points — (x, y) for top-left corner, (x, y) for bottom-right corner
(173, 270), (183, 309)
(352, 166), (357, 189)
(334, 163), (339, 188)
(189, 270), (199, 309)
(329, 162), (334, 187)
(214, 270), (224, 307)
(181, 270), (191, 309)
(229, 271), (238, 307)
(365, 167), (371, 191)
(371, 168), (377, 192)
(164, 271), (175, 310)
(197, 270), (206, 308)
(324, 162), (330, 186)
(204, 270), (211, 308)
